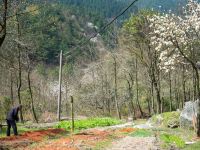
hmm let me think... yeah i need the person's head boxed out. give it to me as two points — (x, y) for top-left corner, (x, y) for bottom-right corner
(17, 105), (22, 111)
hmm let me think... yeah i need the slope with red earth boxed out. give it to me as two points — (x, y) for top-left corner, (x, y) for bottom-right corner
(0, 129), (65, 149)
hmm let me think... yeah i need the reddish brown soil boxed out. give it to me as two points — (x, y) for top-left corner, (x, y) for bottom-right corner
(0, 129), (65, 149)
(0, 129), (64, 142)
(0, 128), (136, 150)
(118, 128), (137, 133)
(29, 129), (112, 150)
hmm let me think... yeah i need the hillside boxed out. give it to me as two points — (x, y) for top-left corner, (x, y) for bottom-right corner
(1, 0), (200, 149)
(137, 0), (187, 12)
(59, 0), (138, 19)
(60, 0), (189, 18)
(15, 3), (110, 65)
(4, 0), (191, 65)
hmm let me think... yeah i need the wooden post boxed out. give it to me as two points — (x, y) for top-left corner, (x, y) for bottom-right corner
(71, 96), (75, 132)
(57, 50), (63, 121)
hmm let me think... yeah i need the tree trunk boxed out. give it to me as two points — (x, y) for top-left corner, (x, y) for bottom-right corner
(135, 58), (144, 117)
(147, 95), (151, 116)
(194, 67), (200, 137)
(126, 79), (135, 120)
(0, 0), (7, 48)
(105, 72), (111, 116)
(152, 69), (161, 114)
(10, 71), (14, 106)
(193, 68), (197, 101)
(151, 78), (155, 114)
(169, 70), (172, 111)
(16, 14), (23, 123)
(182, 65), (186, 108)
(27, 69), (38, 123)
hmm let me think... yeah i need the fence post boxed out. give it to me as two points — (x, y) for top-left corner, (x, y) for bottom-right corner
(71, 96), (74, 132)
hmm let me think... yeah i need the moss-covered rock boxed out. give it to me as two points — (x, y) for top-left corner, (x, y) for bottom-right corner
(149, 111), (180, 128)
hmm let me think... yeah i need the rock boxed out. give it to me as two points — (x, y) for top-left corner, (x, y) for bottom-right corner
(185, 141), (196, 145)
(167, 119), (179, 128)
(180, 100), (199, 128)
(156, 115), (164, 125)
(148, 111), (180, 128)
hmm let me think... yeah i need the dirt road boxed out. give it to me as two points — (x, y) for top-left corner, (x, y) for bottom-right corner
(107, 136), (159, 150)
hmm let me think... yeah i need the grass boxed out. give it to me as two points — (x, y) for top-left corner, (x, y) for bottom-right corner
(93, 134), (117, 150)
(129, 129), (153, 137)
(183, 142), (200, 150)
(56, 117), (122, 131)
(160, 133), (185, 149)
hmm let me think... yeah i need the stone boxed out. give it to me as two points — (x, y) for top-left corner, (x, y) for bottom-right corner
(180, 100), (199, 128)
(167, 119), (179, 128)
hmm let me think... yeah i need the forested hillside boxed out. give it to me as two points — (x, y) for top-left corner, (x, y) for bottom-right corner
(1, 1), (200, 149)
(60, 0), (189, 16)
(60, 0), (138, 19)
(1, 2), (112, 65)
(137, 0), (186, 11)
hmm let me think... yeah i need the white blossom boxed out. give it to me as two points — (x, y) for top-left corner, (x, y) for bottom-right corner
(148, 0), (200, 72)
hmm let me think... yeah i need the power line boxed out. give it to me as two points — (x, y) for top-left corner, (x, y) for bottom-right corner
(65, 0), (140, 56)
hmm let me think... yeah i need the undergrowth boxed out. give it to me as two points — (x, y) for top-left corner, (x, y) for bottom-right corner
(160, 133), (185, 149)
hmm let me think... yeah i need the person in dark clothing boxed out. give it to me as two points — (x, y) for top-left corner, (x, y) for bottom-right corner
(6, 105), (22, 136)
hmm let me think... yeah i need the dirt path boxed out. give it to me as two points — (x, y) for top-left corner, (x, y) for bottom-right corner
(107, 136), (159, 150)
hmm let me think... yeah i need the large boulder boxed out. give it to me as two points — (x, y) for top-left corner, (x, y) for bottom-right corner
(149, 111), (180, 128)
(180, 100), (199, 128)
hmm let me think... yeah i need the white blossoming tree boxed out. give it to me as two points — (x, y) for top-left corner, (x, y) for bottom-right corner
(148, 0), (200, 136)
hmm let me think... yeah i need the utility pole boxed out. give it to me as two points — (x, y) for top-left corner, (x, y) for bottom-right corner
(113, 56), (121, 119)
(57, 50), (63, 121)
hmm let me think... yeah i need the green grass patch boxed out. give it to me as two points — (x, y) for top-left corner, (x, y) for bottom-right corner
(183, 142), (200, 150)
(160, 133), (185, 148)
(129, 129), (153, 137)
(56, 118), (122, 131)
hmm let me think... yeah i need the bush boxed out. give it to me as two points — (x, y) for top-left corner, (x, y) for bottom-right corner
(0, 96), (12, 123)
(160, 133), (185, 148)
(56, 117), (122, 130)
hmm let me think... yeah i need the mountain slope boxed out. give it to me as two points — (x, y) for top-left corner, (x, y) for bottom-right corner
(136, 0), (187, 12)
(60, 0), (192, 17)
(21, 4), (108, 64)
